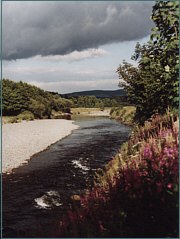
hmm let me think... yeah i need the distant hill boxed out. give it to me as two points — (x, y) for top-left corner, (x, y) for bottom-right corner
(63, 89), (126, 98)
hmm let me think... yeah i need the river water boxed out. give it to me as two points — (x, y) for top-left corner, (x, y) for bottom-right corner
(2, 115), (131, 238)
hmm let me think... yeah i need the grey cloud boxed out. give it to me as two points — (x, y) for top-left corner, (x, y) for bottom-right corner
(2, 1), (155, 60)
(3, 66), (117, 84)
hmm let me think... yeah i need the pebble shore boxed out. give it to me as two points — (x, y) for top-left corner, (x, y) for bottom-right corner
(1, 119), (79, 174)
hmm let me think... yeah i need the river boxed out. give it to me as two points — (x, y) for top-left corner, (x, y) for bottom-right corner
(2, 115), (131, 238)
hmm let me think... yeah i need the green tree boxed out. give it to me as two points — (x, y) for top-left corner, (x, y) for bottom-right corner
(150, 1), (179, 107)
(110, 99), (118, 107)
(28, 98), (45, 119)
(63, 98), (74, 113)
(1, 79), (29, 115)
(102, 98), (111, 107)
(117, 1), (179, 124)
(0, 79), (73, 118)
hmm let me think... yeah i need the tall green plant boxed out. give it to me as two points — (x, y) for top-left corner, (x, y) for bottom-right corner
(117, 1), (179, 124)
(150, 1), (179, 107)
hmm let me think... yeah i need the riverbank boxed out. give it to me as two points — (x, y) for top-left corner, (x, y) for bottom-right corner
(71, 108), (110, 116)
(1, 119), (79, 174)
(109, 106), (136, 126)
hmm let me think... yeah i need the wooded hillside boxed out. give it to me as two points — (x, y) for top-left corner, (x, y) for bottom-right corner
(0, 79), (130, 118)
(0, 79), (73, 118)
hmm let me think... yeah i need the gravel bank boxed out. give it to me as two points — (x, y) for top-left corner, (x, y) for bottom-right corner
(88, 109), (110, 116)
(1, 119), (79, 174)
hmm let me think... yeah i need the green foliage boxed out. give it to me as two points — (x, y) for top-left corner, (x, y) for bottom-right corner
(110, 106), (124, 116)
(52, 95), (73, 113)
(110, 108), (115, 115)
(7, 111), (35, 123)
(121, 108), (126, 116)
(17, 111), (34, 121)
(28, 98), (46, 119)
(117, 1), (179, 124)
(116, 110), (120, 116)
(8, 117), (20, 124)
(114, 95), (131, 106)
(1, 79), (29, 115)
(69, 95), (121, 108)
(110, 106), (136, 126)
(0, 79), (73, 118)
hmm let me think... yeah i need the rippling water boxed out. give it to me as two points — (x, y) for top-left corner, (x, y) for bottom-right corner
(2, 116), (131, 237)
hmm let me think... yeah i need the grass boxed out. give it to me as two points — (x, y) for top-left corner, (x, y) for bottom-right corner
(1, 111), (34, 124)
(110, 106), (136, 125)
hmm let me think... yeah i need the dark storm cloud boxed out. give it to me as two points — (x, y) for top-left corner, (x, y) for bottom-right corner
(2, 1), (155, 61)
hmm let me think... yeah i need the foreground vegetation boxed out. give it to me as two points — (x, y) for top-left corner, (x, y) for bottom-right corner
(52, 111), (179, 238)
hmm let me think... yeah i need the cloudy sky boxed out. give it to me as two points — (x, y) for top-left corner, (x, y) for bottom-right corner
(2, 1), (155, 94)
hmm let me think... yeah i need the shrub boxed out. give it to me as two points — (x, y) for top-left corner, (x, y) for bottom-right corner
(17, 111), (35, 121)
(28, 99), (46, 119)
(110, 107), (116, 115)
(118, 105), (123, 110)
(120, 109), (126, 116)
(116, 110), (120, 116)
(8, 117), (20, 123)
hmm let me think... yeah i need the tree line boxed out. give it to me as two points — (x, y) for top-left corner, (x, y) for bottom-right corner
(0, 79), (73, 118)
(117, 1), (179, 124)
(67, 95), (130, 108)
(0, 79), (130, 118)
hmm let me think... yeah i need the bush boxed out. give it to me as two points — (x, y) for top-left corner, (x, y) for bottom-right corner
(17, 111), (35, 121)
(116, 110), (120, 116)
(110, 107), (116, 115)
(28, 99), (46, 119)
(118, 105), (124, 110)
(120, 109), (126, 116)
(110, 106), (124, 116)
(8, 117), (20, 123)
(124, 112), (134, 122)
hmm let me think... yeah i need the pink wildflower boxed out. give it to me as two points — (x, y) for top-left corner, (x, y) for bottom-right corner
(99, 221), (104, 233)
(153, 164), (159, 170)
(167, 183), (172, 189)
